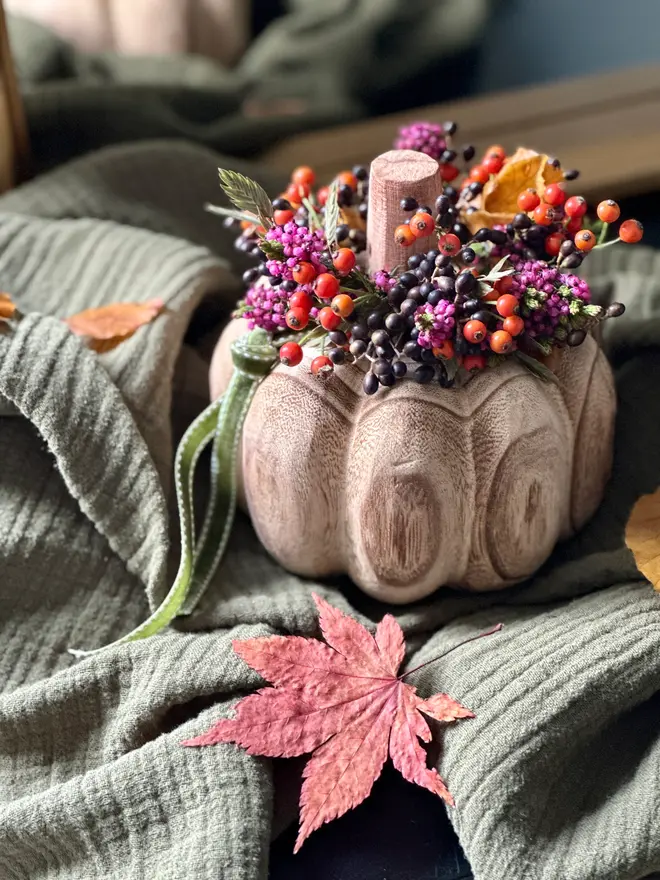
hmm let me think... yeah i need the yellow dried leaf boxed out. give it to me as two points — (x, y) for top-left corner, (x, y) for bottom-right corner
(464, 148), (564, 233)
(340, 206), (366, 232)
(625, 487), (660, 590)
(65, 299), (164, 353)
(0, 292), (16, 320)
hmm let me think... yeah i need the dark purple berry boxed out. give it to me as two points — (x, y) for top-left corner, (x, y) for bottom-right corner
(282, 279), (297, 293)
(243, 267), (260, 285)
(400, 298), (418, 317)
(436, 276), (456, 296)
(407, 254), (424, 269)
(564, 168), (580, 181)
(461, 247), (477, 264)
(379, 372), (396, 387)
(336, 223), (350, 243)
(403, 340), (422, 360)
(392, 360), (407, 378)
(399, 272), (418, 289)
(606, 302), (625, 318)
(353, 165), (369, 180)
(329, 330), (348, 345)
(419, 282), (435, 298)
(426, 290), (442, 306)
(373, 358), (392, 376)
(490, 229), (508, 245)
(559, 240), (576, 257)
(567, 329), (586, 347)
(350, 339), (367, 357)
(408, 287), (425, 304)
(444, 185), (458, 204)
(435, 194), (450, 215)
(363, 372), (379, 395)
(414, 364), (435, 383)
(388, 284), (407, 307)
(371, 329), (390, 346)
(385, 312), (404, 332)
(329, 348), (345, 365)
(419, 259), (435, 277)
(351, 322), (369, 340)
(513, 212), (532, 230)
(400, 196), (418, 212)
(462, 144), (475, 162)
(367, 311), (385, 329)
(463, 298), (480, 314)
(443, 121), (457, 135)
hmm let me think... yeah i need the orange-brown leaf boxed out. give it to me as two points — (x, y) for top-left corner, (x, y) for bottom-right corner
(0, 292), (16, 321)
(465, 147), (564, 233)
(65, 299), (164, 353)
(625, 487), (660, 590)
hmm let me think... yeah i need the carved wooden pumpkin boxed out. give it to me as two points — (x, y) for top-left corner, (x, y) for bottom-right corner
(208, 148), (616, 603)
(210, 321), (615, 603)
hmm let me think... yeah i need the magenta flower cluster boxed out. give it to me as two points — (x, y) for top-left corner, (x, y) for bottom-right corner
(394, 122), (446, 160)
(508, 260), (592, 339)
(414, 300), (456, 349)
(372, 270), (397, 293)
(242, 282), (289, 333)
(265, 222), (326, 281)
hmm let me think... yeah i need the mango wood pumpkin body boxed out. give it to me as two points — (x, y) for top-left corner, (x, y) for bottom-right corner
(210, 319), (615, 603)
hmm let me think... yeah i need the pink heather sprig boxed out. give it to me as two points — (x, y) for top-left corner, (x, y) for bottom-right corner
(394, 122), (446, 160)
(241, 281), (290, 333)
(509, 260), (592, 339)
(372, 270), (397, 293)
(414, 300), (455, 349)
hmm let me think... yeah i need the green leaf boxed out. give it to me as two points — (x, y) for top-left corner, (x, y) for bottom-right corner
(480, 255), (515, 282)
(205, 202), (259, 224)
(302, 197), (323, 231)
(324, 180), (340, 250)
(515, 351), (560, 385)
(218, 169), (273, 230)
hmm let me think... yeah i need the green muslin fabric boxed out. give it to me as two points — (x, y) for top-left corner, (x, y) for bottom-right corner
(0, 140), (659, 880)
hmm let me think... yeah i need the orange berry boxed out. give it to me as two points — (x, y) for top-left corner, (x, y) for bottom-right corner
(311, 355), (334, 375)
(319, 307), (341, 331)
(394, 224), (416, 247)
(565, 216), (582, 236)
(564, 195), (587, 218)
(464, 320), (487, 343)
(482, 153), (504, 175)
(517, 188), (540, 212)
(485, 144), (506, 159)
(409, 211), (435, 239)
(432, 340), (454, 360)
(285, 183), (304, 206)
(292, 166), (316, 188)
(438, 233), (462, 256)
(503, 315), (524, 337)
(533, 203), (554, 226)
(494, 276), (515, 294)
(337, 170), (358, 190)
(274, 209), (294, 225)
(545, 232), (565, 256)
(331, 294), (354, 318)
(575, 229), (596, 251)
(469, 165), (490, 185)
(489, 329), (514, 354)
(316, 186), (330, 206)
(462, 354), (486, 371)
(481, 288), (499, 302)
(286, 307), (309, 331)
(597, 199), (620, 224)
(315, 273), (341, 300)
(619, 219), (643, 244)
(289, 290), (313, 311)
(292, 261), (316, 285)
(332, 247), (356, 275)
(439, 163), (459, 182)
(279, 341), (303, 367)
(496, 294), (518, 318)
(543, 183), (566, 206)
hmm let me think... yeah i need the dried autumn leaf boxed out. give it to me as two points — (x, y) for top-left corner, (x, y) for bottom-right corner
(65, 299), (164, 353)
(625, 487), (660, 590)
(0, 292), (16, 321)
(183, 594), (500, 852)
(465, 147), (564, 233)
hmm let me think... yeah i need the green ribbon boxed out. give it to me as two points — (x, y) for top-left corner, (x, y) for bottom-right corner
(69, 330), (277, 657)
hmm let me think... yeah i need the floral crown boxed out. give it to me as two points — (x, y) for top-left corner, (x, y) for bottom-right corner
(212, 120), (640, 391)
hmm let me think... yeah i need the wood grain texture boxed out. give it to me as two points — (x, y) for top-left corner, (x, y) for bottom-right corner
(366, 150), (442, 273)
(210, 323), (615, 603)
